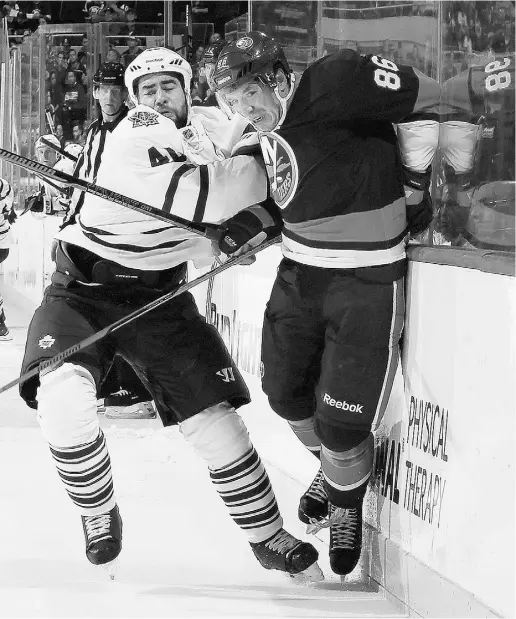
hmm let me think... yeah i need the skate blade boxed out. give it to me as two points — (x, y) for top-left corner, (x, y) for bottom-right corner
(288, 561), (324, 584)
(99, 557), (120, 580)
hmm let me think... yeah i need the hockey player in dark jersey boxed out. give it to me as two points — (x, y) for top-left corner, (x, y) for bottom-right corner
(438, 54), (515, 251)
(19, 48), (321, 581)
(213, 32), (440, 577)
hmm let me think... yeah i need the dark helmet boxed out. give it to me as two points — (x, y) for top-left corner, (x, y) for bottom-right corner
(203, 39), (226, 64)
(212, 31), (291, 92)
(93, 62), (125, 86)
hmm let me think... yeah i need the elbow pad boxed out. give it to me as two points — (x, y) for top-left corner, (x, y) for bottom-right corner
(440, 121), (481, 173)
(397, 120), (439, 171)
(218, 198), (283, 255)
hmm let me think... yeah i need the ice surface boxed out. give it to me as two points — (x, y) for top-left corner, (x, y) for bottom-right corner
(0, 288), (403, 618)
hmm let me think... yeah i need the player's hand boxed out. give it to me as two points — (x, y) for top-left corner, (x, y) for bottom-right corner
(217, 201), (282, 258)
(231, 232), (268, 265)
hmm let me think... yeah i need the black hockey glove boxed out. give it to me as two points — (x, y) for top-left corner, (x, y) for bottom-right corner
(403, 165), (433, 236)
(22, 193), (44, 215)
(218, 198), (283, 256)
(6, 209), (17, 224)
(403, 165), (432, 192)
(406, 189), (434, 236)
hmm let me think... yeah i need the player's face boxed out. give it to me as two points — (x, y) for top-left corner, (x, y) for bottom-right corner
(220, 78), (281, 132)
(137, 73), (188, 127)
(94, 84), (125, 117)
(35, 147), (58, 167)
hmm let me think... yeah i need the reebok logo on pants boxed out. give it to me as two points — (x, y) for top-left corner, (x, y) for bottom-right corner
(323, 393), (363, 414)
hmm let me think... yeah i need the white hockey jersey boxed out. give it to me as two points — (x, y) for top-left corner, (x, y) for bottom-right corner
(57, 104), (264, 270)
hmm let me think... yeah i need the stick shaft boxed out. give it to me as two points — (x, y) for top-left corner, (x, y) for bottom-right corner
(0, 238), (279, 397)
(0, 147), (218, 238)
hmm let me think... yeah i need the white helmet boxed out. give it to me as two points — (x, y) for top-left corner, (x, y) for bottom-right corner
(64, 143), (83, 159)
(35, 134), (60, 151)
(124, 47), (193, 116)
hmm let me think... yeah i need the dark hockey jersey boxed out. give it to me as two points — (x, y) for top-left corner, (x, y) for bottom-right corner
(258, 49), (440, 268)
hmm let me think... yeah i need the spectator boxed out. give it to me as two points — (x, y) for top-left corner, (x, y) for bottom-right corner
(105, 47), (122, 64)
(48, 69), (63, 111)
(119, 6), (137, 36)
(54, 123), (64, 147)
(190, 85), (202, 105)
(44, 90), (56, 128)
(190, 44), (205, 84)
(61, 69), (87, 139)
(70, 122), (86, 146)
(121, 36), (143, 68)
(54, 49), (68, 85)
(68, 48), (87, 76)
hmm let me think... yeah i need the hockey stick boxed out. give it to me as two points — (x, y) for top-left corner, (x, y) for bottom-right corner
(0, 237), (280, 396)
(40, 137), (78, 162)
(0, 148), (220, 240)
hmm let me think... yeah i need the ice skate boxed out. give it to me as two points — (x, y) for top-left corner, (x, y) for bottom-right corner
(104, 389), (156, 419)
(251, 528), (324, 582)
(81, 504), (123, 572)
(0, 323), (12, 341)
(328, 502), (363, 577)
(298, 466), (328, 533)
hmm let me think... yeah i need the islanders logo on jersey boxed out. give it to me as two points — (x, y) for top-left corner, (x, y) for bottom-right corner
(129, 111), (160, 128)
(258, 132), (299, 209)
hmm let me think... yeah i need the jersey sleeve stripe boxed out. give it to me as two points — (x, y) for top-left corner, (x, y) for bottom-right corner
(162, 163), (196, 213)
(84, 124), (98, 178)
(92, 129), (107, 180)
(192, 165), (209, 223)
(80, 228), (185, 253)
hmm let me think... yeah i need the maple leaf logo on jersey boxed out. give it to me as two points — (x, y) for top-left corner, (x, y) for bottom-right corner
(259, 132), (299, 209)
(38, 334), (55, 349)
(129, 111), (160, 128)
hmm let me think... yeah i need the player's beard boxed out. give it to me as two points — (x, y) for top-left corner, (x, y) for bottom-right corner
(160, 105), (187, 128)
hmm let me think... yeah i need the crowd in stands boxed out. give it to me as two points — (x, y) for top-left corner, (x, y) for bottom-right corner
(444, 1), (514, 53)
(0, 1), (162, 143)
(442, 1), (515, 79)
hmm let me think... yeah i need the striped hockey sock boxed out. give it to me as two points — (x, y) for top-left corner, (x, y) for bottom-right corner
(209, 446), (283, 543)
(48, 429), (116, 516)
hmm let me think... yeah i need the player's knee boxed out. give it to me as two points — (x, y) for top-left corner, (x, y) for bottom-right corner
(179, 401), (252, 469)
(315, 418), (371, 452)
(37, 362), (99, 447)
(267, 396), (314, 421)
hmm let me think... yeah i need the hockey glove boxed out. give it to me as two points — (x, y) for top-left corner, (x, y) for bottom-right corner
(403, 165), (432, 193)
(218, 198), (283, 256)
(406, 189), (434, 237)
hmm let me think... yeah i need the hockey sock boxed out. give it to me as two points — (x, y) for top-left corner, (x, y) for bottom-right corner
(321, 433), (374, 507)
(48, 429), (117, 516)
(209, 445), (283, 544)
(288, 417), (321, 459)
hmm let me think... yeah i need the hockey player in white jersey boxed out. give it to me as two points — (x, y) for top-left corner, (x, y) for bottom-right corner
(0, 178), (16, 341)
(19, 48), (321, 581)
